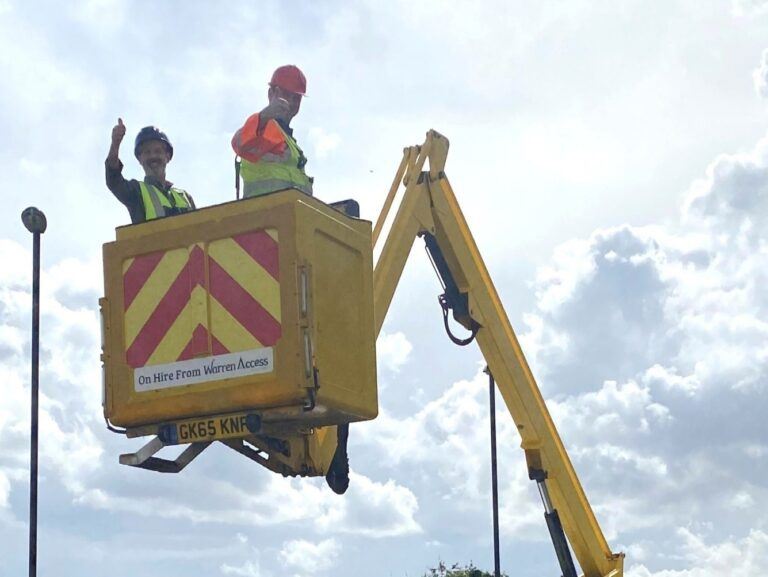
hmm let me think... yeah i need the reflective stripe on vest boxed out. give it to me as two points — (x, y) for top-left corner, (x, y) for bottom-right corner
(139, 182), (193, 221)
(240, 123), (313, 198)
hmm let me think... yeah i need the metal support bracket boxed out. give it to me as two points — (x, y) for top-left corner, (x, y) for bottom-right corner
(426, 129), (449, 180)
(119, 436), (211, 473)
(222, 437), (295, 477)
(222, 437), (270, 465)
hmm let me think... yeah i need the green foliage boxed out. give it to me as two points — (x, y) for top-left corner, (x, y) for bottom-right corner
(422, 560), (507, 577)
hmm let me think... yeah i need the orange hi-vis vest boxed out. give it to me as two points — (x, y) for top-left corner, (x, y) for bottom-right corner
(232, 116), (313, 197)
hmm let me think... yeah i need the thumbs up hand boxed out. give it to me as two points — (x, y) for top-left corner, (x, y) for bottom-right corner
(112, 118), (126, 145)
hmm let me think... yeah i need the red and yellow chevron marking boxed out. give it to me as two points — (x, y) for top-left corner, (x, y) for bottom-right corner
(122, 230), (281, 369)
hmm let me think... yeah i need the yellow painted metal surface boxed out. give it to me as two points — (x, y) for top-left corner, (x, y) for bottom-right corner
(102, 190), (377, 431)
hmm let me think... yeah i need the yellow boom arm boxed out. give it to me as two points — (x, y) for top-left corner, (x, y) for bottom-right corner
(373, 130), (624, 577)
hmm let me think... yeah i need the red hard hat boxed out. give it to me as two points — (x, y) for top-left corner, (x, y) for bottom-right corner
(269, 65), (307, 96)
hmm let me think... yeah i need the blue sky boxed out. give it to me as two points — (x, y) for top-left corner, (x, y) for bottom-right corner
(2, 1), (768, 576)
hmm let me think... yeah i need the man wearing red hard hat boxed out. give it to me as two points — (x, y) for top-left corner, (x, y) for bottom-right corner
(232, 66), (351, 494)
(231, 65), (314, 198)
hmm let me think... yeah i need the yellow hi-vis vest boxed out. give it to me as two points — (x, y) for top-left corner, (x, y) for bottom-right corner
(139, 182), (193, 221)
(240, 124), (313, 198)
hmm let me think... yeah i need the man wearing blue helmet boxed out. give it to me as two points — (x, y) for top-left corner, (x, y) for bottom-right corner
(105, 118), (195, 224)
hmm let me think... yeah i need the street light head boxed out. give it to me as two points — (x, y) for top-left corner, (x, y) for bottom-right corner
(21, 207), (47, 234)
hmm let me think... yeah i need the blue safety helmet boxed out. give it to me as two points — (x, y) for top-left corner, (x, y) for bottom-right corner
(134, 126), (174, 160)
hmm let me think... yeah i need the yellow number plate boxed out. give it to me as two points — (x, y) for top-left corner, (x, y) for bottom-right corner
(161, 412), (259, 445)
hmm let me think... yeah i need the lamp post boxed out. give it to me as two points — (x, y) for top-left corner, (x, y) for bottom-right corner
(22, 207), (47, 577)
(485, 366), (501, 577)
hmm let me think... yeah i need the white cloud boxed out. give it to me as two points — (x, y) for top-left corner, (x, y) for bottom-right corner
(221, 560), (266, 577)
(358, 367), (543, 537)
(308, 127), (341, 160)
(376, 330), (413, 372)
(0, 14), (105, 116)
(642, 364), (700, 396)
(279, 538), (341, 573)
(361, 372), (489, 470)
(627, 529), (768, 576)
(513, 119), (627, 186)
(19, 157), (44, 176)
(77, 470), (421, 538)
(41, 412), (103, 493)
(532, 237), (597, 314)
(0, 470), (10, 508)
(732, 0), (768, 17)
(548, 379), (672, 442)
(754, 49), (768, 99)
(315, 473), (421, 538)
(729, 490), (755, 509)
(582, 444), (668, 477)
(743, 444), (768, 458)
(70, 0), (126, 37)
